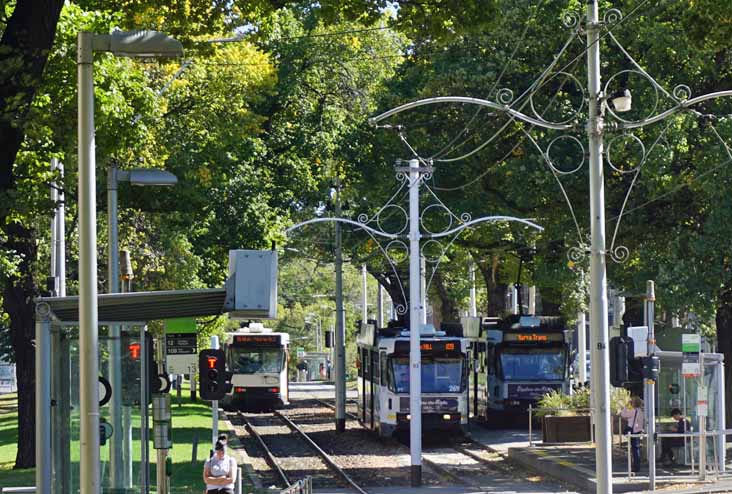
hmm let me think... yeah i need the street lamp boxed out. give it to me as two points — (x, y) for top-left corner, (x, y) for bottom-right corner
(77, 29), (182, 494)
(107, 165), (177, 489)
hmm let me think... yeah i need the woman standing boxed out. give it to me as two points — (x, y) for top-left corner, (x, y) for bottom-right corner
(203, 440), (237, 493)
(619, 396), (645, 473)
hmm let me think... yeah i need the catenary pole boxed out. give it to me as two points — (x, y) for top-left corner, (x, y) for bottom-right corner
(107, 164), (124, 488)
(578, 312), (587, 385)
(585, 2), (613, 493)
(469, 258), (477, 317)
(77, 31), (101, 494)
(211, 335), (219, 445)
(408, 158), (423, 486)
(645, 281), (656, 488)
(334, 178), (346, 432)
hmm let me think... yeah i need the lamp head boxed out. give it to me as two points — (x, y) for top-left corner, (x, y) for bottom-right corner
(128, 169), (178, 186)
(110, 30), (183, 58)
(610, 89), (632, 113)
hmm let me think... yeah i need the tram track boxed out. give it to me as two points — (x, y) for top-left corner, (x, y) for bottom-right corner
(233, 410), (369, 493)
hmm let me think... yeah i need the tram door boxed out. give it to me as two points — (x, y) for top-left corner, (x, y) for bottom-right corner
(370, 350), (377, 429)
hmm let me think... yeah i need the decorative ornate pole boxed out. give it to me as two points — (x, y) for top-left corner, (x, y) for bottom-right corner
(364, 3), (732, 491)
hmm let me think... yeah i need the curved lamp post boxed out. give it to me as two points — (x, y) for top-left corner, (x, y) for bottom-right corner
(368, 2), (732, 491)
(75, 30), (182, 494)
(287, 160), (543, 487)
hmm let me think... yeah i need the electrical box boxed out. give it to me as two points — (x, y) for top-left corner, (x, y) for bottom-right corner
(225, 250), (278, 319)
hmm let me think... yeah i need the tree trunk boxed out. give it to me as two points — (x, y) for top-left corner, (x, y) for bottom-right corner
(3, 223), (39, 469)
(372, 270), (407, 325)
(430, 271), (458, 329)
(716, 289), (732, 428)
(477, 255), (507, 317)
(0, 1), (64, 469)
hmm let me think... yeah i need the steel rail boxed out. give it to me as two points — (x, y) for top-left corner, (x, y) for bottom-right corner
(273, 410), (370, 494)
(238, 413), (291, 488)
(314, 399), (360, 421)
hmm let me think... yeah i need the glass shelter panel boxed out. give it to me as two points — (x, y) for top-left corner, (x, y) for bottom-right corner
(53, 324), (147, 494)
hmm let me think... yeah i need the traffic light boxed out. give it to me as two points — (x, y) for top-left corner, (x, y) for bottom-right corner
(199, 349), (227, 400)
(610, 336), (644, 387)
(121, 333), (142, 406)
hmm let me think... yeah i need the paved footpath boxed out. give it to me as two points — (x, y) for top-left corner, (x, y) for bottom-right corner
(470, 432), (732, 494)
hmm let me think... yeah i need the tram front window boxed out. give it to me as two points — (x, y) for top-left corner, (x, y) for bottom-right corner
(388, 357), (464, 393)
(228, 348), (284, 374)
(499, 347), (565, 381)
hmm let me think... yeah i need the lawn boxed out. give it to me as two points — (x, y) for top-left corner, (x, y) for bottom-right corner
(0, 393), (34, 488)
(0, 384), (254, 493)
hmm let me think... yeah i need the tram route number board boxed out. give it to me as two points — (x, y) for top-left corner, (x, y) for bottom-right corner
(166, 333), (197, 355)
(166, 333), (198, 375)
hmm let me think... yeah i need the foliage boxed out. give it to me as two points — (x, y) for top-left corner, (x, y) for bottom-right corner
(537, 386), (631, 417)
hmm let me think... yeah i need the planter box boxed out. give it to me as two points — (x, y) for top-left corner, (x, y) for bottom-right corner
(542, 415), (592, 443)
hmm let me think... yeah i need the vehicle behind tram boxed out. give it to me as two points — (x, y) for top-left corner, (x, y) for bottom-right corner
(356, 320), (474, 437)
(221, 323), (289, 411)
(474, 315), (572, 418)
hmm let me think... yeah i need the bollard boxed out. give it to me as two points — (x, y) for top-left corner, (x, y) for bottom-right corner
(528, 405), (533, 447)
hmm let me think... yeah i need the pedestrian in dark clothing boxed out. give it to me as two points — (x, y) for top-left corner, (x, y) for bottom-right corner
(659, 408), (689, 466)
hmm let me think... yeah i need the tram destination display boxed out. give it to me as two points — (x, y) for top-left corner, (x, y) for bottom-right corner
(231, 334), (282, 346)
(393, 339), (462, 355)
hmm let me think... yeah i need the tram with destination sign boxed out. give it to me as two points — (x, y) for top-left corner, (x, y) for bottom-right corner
(356, 320), (476, 437)
(221, 323), (290, 411)
(473, 315), (573, 418)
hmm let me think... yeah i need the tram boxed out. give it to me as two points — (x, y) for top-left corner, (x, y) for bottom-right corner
(356, 320), (474, 437)
(221, 323), (290, 411)
(474, 315), (573, 418)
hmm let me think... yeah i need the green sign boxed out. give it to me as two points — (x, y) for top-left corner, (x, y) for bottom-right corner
(164, 317), (197, 334)
(682, 333), (701, 353)
(296, 347), (305, 358)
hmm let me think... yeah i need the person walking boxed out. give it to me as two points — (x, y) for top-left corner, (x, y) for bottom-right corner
(620, 396), (645, 473)
(203, 440), (237, 493)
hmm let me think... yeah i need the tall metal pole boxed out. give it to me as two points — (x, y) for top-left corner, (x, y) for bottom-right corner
(211, 335), (219, 445)
(578, 312), (587, 385)
(362, 265), (368, 322)
(334, 179), (346, 432)
(585, 3), (613, 492)
(35, 308), (52, 494)
(107, 165), (124, 488)
(645, 281), (656, 488)
(77, 31), (101, 494)
(55, 160), (66, 297)
(469, 258), (477, 317)
(407, 158), (423, 486)
(141, 325), (150, 494)
(120, 250), (134, 488)
(377, 284), (384, 328)
(420, 256), (427, 324)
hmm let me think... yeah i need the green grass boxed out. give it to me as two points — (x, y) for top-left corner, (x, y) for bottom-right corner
(0, 385), (255, 493)
(0, 393), (34, 488)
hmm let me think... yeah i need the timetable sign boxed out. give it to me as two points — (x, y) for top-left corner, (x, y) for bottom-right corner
(166, 333), (197, 355)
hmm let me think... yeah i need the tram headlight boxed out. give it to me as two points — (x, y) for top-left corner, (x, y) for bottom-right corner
(443, 414), (451, 420)
(406, 414), (411, 420)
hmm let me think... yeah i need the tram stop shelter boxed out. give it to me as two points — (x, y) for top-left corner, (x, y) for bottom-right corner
(654, 349), (726, 471)
(34, 250), (277, 494)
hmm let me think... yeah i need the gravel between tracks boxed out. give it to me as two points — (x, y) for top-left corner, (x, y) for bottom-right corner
(279, 401), (448, 487)
(228, 411), (344, 490)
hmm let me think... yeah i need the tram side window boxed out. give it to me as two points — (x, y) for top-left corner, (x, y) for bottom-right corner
(357, 351), (362, 377)
(362, 349), (370, 379)
(380, 353), (387, 385)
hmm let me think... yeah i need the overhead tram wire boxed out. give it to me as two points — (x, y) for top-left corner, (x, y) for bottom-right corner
(430, 0), (549, 161)
(421, 0), (657, 192)
(434, 0), (655, 165)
